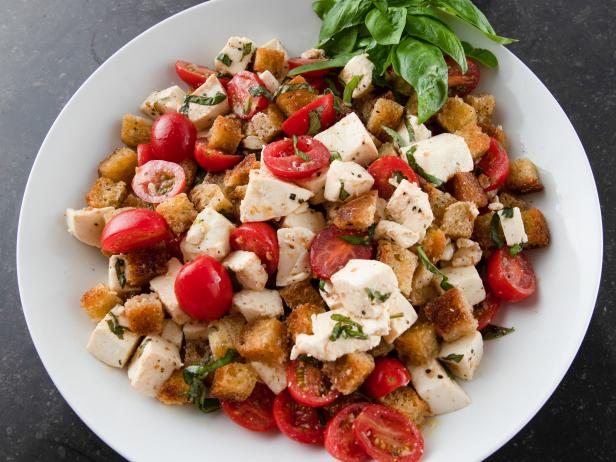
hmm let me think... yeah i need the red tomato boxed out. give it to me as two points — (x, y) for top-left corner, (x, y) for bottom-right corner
(137, 144), (155, 166)
(194, 139), (243, 172)
(174, 256), (233, 321)
(287, 360), (340, 408)
(353, 405), (424, 462)
(363, 358), (411, 399)
(367, 156), (419, 199)
(132, 160), (186, 204)
(487, 248), (537, 302)
(100, 209), (171, 254)
(310, 226), (374, 279)
(325, 403), (371, 462)
(281, 93), (336, 137)
(288, 57), (332, 78)
(226, 71), (269, 119)
(229, 222), (279, 275)
(175, 60), (216, 88)
(165, 234), (184, 261)
(273, 390), (324, 445)
(150, 112), (196, 163)
(446, 57), (480, 97)
(306, 76), (329, 93)
(221, 383), (277, 432)
(263, 136), (330, 180)
(474, 289), (502, 330)
(478, 138), (510, 192)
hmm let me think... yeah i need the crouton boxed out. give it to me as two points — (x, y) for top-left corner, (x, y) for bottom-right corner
(121, 193), (151, 209)
(124, 293), (164, 335)
(279, 280), (326, 310)
(356, 91), (395, 123)
(80, 284), (122, 321)
(409, 265), (439, 307)
(420, 227), (447, 263)
(378, 142), (398, 158)
(376, 241), (418, 298)
(275, 76), (318, 117)
(329, 190), (377, 230)
(437, 97), (477, 133)
(424, 288), (478, 342)
(224, 153), (259, 189)
(180, 158), (198, 188)
(424, 184), (457, 222)
(210, 363), (258, 401)
(366, 98), (405, 142)
(208, 314), (246, 360)
(98, 147), (138, 184)
(448, 172), (488, 208)
(521, 208), (550, 248)
(203, 171), (226, 190)
(369, 339), (395, 357)
(155, 193), (197, 235)
(237, 318), (288, 364)
(86, 177), (127, 208)
(183, 339), (212, 366)
(123, 246), (169, 286)
(380, 387), (430, 425)
(249, 108), (283, 143)
(498, 192), (528, 211)
(157, 369), (189, 405)
(465, 94), (495, 126)
(440, 201), (479, 239)
(322, 352), (375, 395)
(481, 123), (507, 146)
(505, 158), (544, 194)
(455, 123), (490, 160)
(394, 321), (439, 366)
(188, 183), (234, 215)
(208, 116), (243, 154)
(472, 212), (498, 252)
(121, 114), (152, 147)
(286, 303), (325, 342)
(253, 48), (286, 79)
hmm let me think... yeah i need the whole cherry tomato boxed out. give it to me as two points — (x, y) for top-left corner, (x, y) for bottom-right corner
(363, 358), (411, 399)
(150, 112), (196, 163)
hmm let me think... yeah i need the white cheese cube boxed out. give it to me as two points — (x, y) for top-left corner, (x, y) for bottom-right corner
(441, 240), (455, 262)
(281, 207), (326, 234)
(127, 336), (182, 397)
(319, 281), (343, 310)
(140, 85), (186, 119)
(439, 331), (484, 381)
(215, 36), (255, 75)
(498, 207), (528, 246)
(149, 258), (193, 325)
(186, 75), (230, 130)
(375, 220), (420, 249)
(250, 361), (287, 394)
(258, 70), (280, 93)
(386, 180), (433, 242)
(295, 168), (328, 205)
(324, 160), (374, 202)
(161, 319), (183, 349)
(339, 54), (374, 99)
(300, 48), (326, 60)
(108, 255), (140, 296)
(356, 310), (391, 336)
(276, 227), (315, 287)
(232, 289), (284, 322)
(181, 208), (236, 261)
(407, 359), (471, 415)
(223, 250), (268, 291)
(66, 207), (114, 247)
(315, 113), (379, 166)
(436, 265), (486, 306)
(86, 306), (141, 368)
(383, 292), (418, 343)
(396, 114), (432, 145)
(183, 321), (209, 341)
(403, 133), (473, 182)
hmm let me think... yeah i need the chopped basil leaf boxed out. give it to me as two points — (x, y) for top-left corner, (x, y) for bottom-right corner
(406, 146), (444, 187)
(243, 95), (253, 115)
(441, 362), (457, 380)
(482, 325), (515, 340)
(216, 72), (232, 80)
(382, 125), (405, 147)
(365, 288), (391, 303)
(404, 116), (416, 143)
(490, 212), (505, 249)
(114, 258), (126, 289)
(273, 83), (316, 99)
(417, 245), (454, 290)
(318, 279), (327, 292)
(390, 313), (404, 319)
(443, 353), (464, 363)
(216, 53), (232, 67)
(297, 354), (321, 367)
(338, 181), (350, 201)
(391, 170), (406, 185)
(330, 151), (342, 162)
(343, 74), (362, 106)
(324, 77), (341, 97)
(307, 109), (323, 135)
(509, 243), (523, 256)
(501, 207), (514, 218)
(329, 313), (369, 341)
(106, 312), (126, 340)
(178, 92), (227, 115)
(292, 135), (310, 161)
(241, 42), (253, 59)
(249, 85), (273, 100)
(339, 224), (374, 246)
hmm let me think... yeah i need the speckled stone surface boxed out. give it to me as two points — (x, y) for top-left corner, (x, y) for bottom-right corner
(1, 0), (614, 460)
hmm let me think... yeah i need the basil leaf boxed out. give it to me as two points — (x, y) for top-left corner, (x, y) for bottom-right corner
(249, 85), (273, 100)
(329, 314), (369, 341)
(318, 279), (327, 292)
(371, 0), (388, 13)
(312, 0), (336, 19)
(406, 146), (444, 186)
(461, 41), (498, 68)
(339, 223), (375, 246)
(482, 325), (515, 340)
(339, 181), (350, 201)
(308, 110), (323, 136)
(288, 55), (354, 77)
(366, 7), (407, 45)
(343, 75), (362, 106)
(293, 135), (310, 161)
(114, 258), (126, 289)
(404, 116), (416, 143)
(501, 207), (514, 218)
(509, 243), (523, 256)
(318, 0), (372, 46)
(390, 313), (404, 319)
(417, 245), (454, 290)
(216, 53), (232, 66)
(106, 312), (126, 340)
(490, 212), (505, 249)
(391, 170), (406, 185)
(443, 353), (464, 363)
(322, 26), (359, 56)
(330, 151), (342, 162)
(365, 43), (394, 76)
(382, 125), (405, 147)
(179, 92), (227, 115)
(365, 288), (391, 303)
(393, 37), (448, 123)
(241, 42), (253, 59)
(273, 83), (317, 99)
(324, 78), (341, 97)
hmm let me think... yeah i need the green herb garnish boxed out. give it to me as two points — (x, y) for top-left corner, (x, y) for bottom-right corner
(365, 287), (391, 303)
(307, 109), (323, 135)
(273, 83), (317, 99)
(342, 75), (362, 106)
(482, 325), (515, 340)
(330, 151), (342, 162)
(390, 313), (404, 319)
(292, 135), (310, 161)
(490, 212), (505, 249)
(179, 92), (227, 115)
(216, 53), (232, 67)
(443, 353), (464, 363)
(509, 243), (523, 256)
(216, 72), (232, 80)
(114, 258), (126, 289)
(338, 181), (350, 201)
(106, 312), (126, 340)
(339, 224), (376, 246)
(329, 314), (369, 341)
(404, 116), (416, 143)
(241, 42), (253, 59)
(391, 170), (406, 186)
(406, 146), (444, 187)
(382, 125), (405, 147)
(417, 245), (454, 290)
(243, 95), (253, 115)
(249, 85), (273, 100)
(318, 279), (328, 292)
(501, 207), (514, 218)
(287, 54), (355, 77)
(461, 41), (498, 68)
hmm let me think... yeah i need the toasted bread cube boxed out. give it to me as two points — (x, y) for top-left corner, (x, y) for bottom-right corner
(121, 193), (151, 209)
(437, 97), (477, 133)
(203, 171), (226, 189)
(506, 158), (544, 194)
(98, 147), (138, 184)
(455, 123), (490, 161)
(380, 386), (430, 426)
(465, 94), (495, 125)
(441, 201), (479, 239)
(376, 241), (418, 298)
(395, 321), (439, 366)
(224, 153), (259, 189)
(369, 339), (395, 357)
(424, 184), (457, 222)
(448, 172), (488, 208)
(472, 212), (498, 252)
(254, 48), (286, 79)
(208, 314), (246, 360)
(424, 288), (478, 342)
(323, 352), (375, 395)
(420, 227), (447, 263)
(80, 284), (122, 322)
(86, 306), (141, 368)
(155, 193), (198, 235)
(188, 183), (233, 215)
(123, 246), (169, 286)
(521, 208), (550, 248)
(451, 238), (482, 267)
(237, 318), (288, 364)
(156, 369), (189, 405)
(409, 264), (438, 307)
(210, 363), (258, 401)
(366, 98), (405, 142)
(498, 192), (528, 211)
(121, 114), (152, 147)
(275, 76), (318, 117)
(183, 339), (212, 366)
(208, 116), (243, 154)
(180, 158), (198, 188)
(279, 280), (326, 310)
(286, 303), (325, 342)
(482, 123), (507, 145)
(249, 107), (284, 143)
(86, 177), (127, 208)
(329, 190), (377, 230)
(124, 293), (164, 336)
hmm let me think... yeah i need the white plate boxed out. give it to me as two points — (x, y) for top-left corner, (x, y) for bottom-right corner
(16, 0), (602, 461)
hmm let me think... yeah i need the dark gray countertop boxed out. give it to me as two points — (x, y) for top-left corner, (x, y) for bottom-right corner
(1, 0), (614, 460)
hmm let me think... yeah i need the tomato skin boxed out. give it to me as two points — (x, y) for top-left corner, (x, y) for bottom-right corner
(263, 136), (331, 180)
(324, 403), (371, 462)
(367, 156), (419, 199)
(273, 390), (325, 445)
(363, 358), (411, 399)
(478, 138), (510, 192)
(100, 209), (172, 254)
(194, 139), (243, 173)
(474, 289), (502, 330)
(288, 57), (332, 78)
(287, 360), (340, 408)
(487, 248), (537, 302)
(281, 93), (336, 137)
(310, 226), (374, 280)
(227, 71), (269, 119)
(137, 144), (155, 166)
(132, 160), (187, 204)
(150, 112), (197, 163)
(221, 383), (277, 432)
(446, 57), (481, 97)
(229, 222), (279, 275)
(175, 60), (216, 88)
(353, 404), (424, 462)
(174, 256), (233, 321)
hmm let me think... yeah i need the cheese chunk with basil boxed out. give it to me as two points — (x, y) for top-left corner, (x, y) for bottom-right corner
(140, 85), (186, 119)
(315, 113), (379, 166)
(215, 36), (255, 75)
(108, 255), (140, 296)
(439, 331), (484, 381)
(375, 220), (420, 249)
(386, 180), (433, 243)
(223, 250), (268, 291)
(86, 306), (141, 368)
(150, 258), (192, 325)
(186, 75), (230, 130)
(128, 336), (182, 397)
(250, 361), (287, 394)
(232, 289), (284, 322)
(396, 114), (432, 145)
(66, 207), (114, 247)
(281, 206), (326, 234)
(436, 265), (486, 306)
(498, 207), (528, 247)
(383, 292), (418, 343)
(324, 160), (374, 202)
(181, 208), (236, 262)
(339, 54), (374, 99)
(276, 227), (315, 287)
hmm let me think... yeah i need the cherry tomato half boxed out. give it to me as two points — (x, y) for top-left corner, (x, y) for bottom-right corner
(221, 383), (277, 432)
(323, 393), (369, 421)
(263, 136), (330, 180)
(446, 57), (480, 97)
(281, 93), (336, 137)
(100, 209), (172, 254)
(474, 289), (502, 331)
(174, 255), (233, 321)
(325, 403), (371, 462)
(175, 60), (216, 88)
(367, 156), (419, 199)
(353, 404), (424, 462)
(150, 112), (196, 163)
(310, 226), (374, 280)
(229, 222), (279, 275)
(287, 360), (340, 408)
(363, 358), (411, 399)
(288, 57), (332, 78)
(487, 248), (537, 302)
(273, 390), (324, 445)
(478, 137), (510, 192)
(132, 160), (186, 204)
(137, 144), (155, 166)
(194, 139), (243, 173)
(227, 71), (269, 119)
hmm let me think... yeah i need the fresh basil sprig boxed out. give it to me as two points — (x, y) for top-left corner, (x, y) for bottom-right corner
(417, 245), (454, 290)
(249, 85), (273, 100)
(273, 83), (317, 99)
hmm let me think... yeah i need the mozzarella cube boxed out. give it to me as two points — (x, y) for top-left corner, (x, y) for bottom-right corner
(86, 306), (141, 368)
(161, 319), (183, 349)
(108, 255), (140, 296)
(250, 361), (287, 394)
(375, 220), (420, 249)
(223, 250), (268, 291)
(339, 54), (374, 99)
(386, 180), (433, 242)
(127, 336), (182, 397)
(356, 309), (391, 336)
(295, 168), (328, 205)
(315, 113), (379, 166)
(150, 258), (193, 325)
(407, 359), (471, 415)
(215, 36), (255, 75)
(403, 133), (473, 182)
(66, 207), (114, 247)
(140, 85), (186, 119)
(281, 206), (326, 234)
(439, 331), (484, 381)
(324, 160), (374, 202)
(183, 321), (209, 341)
(258, 70), (280, 93)
(276, 227), (315, 287)
(397, 114), (432, 145)
(232, 289), (284, 322)
(383, 292), (418, 343)
(436, 265), (486, 306)
(498, 207), (528, 246)
(181, 208), (236, 261)
(186, 75), (230, 130)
